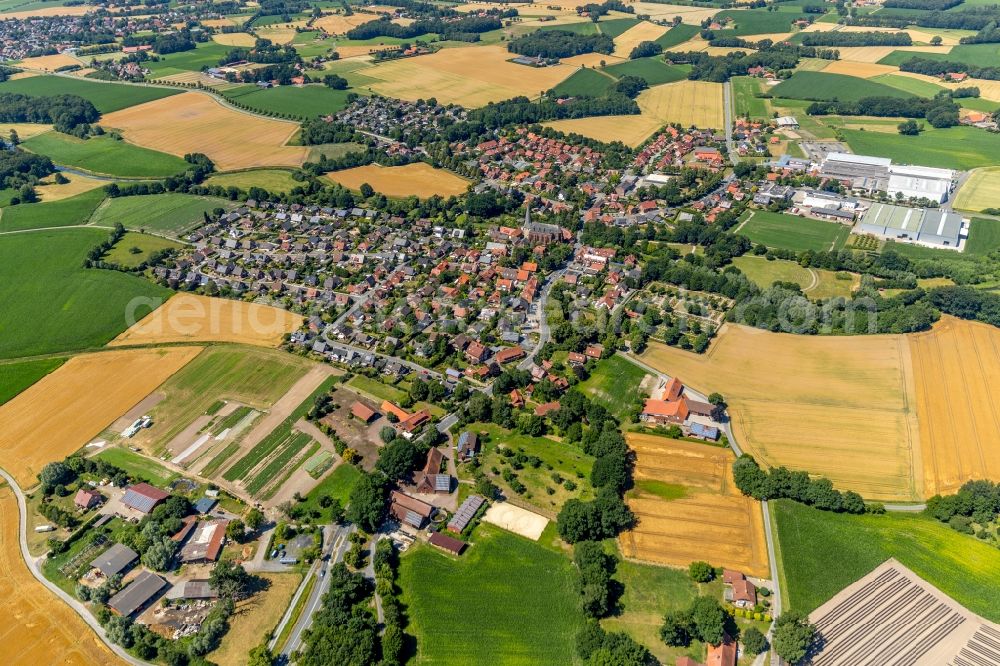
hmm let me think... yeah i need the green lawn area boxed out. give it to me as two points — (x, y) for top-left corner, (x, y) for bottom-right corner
(0, 357), (64, 405)
(0, 76), (179, 113)
(731, 76), (770, 118)
(552, 68), (616, 97)
(305, 142), (367, 161)
(577, 354), (649, 420)
(298, 463), (362, 520)
(22, 131), (187, 178)
(965, 217), (1000, 256)
(737, 210), (851, 252)
(221, 84), (353, 120)
(654, 23), (699, 48)
(346, 374), (407, 403)
(399, 523), (586, 664)
(843, 125), (1000, 171)
(145, 42), (232, 78)
(0, 187), (105, 232)
(205, 169), (302, 193)
(0, 228), (168, 358)
(89, 193), (235, 236)
(771, 71), (913, 102)
(714, 7), (809, 35)
(869, 73), (946, 98)
(95, 446), (179, 486)
(878, 42), (1000, 67)
(602, 59), (689, 86)
(731, 255), (857, 298)
(774, 500), (1000, 622)
(104, 231), (183, 267)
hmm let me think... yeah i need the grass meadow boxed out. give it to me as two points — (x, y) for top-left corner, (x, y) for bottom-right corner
(738, 210), (850, 252)
(577, 354), (649, 420)
(0, 188), (105, 232)
(0, 358), (64, 405)
(731, 76), (770, 117)
(654, 23), (699, 48)
(0, 229), (169, 358)
(552, 69), (615, 97)
(773, 499), (1000, 622)
(94, 447), (178, 486)
(842, 126), (1000, 170)
(732, 255), (857, 299)
(105, 232), (183, 267)
(714, 6), (810, 35)
(597, 17), (641, 38)
(399, 523), (586, 664)
(0, 75), (179, 113)
(22, 132), (188, 178)
(205, 169), (302, 193)
(89, 193), (235, 236)
(145, 42), (232, 78)
(221, 84), (353, 119)
(603, 59), (689, 86)
(771, 71), (912, 102)
(298, 463), (362, 520)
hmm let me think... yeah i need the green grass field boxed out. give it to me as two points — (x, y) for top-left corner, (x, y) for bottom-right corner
(602, 59), (689, 86)
(0, 76), (179, 113)
(597, 17), (641, 38)
(732, 255), (857, 298)
(843, 126), (1000, 170)
(732, 76), (770, 118)
(399, 523), (586, 664)
(298, 463), (362, 520)
(577, 354), (648, 420)
(22, 132), (187, 178)
(965, 217), (1000, 255)
(104, 232), (183, 267)
(221, 84), (353, 119)
(95, 447), (179, 486)
(772, 499), (1000, 622)
(771, 71), (913, 102)
(738, 210), (851, 252)
(0, 187), (105, 232)
(0, 358), (64, 405)
(878, 42), (1000, 67)
(869, 73), (946, 97)
(205, 169), (302, 193)
(89, 193), (235, 236)
(654, 23), (699, 48)
(146, 42), (232, 78)
(345, 374), (406, 403)
(0, 228), (168, 358)
(551, 68), (615, 97)
(715, 7), (809, 35)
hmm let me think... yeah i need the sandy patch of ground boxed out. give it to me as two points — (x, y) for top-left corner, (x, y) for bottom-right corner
(483, 501), (549, 540)
(0, 347), (202, 488)
(101, 91), (307, 170)
(110, 293), (304, 348)
(325, 162), (470, 198)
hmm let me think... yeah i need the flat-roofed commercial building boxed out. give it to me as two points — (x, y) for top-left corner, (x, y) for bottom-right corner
(887, 164), (955, 204)
(857, 202), (964, 249)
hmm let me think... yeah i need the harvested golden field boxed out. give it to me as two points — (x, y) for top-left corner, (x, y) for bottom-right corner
(620, 435), (770, 577)
(894, 72), (1000, 102)
(954, 167), (1000, 212)
(35, 171), (107, 202)
(0, 347), (201, 487)
(326, 162), (470, 198)
(638, 324), (922, 501)
(612, 20), (668, 58)
(546, 113), (661, 147)
(0, 122), (51, 140)
(101, 92), (307, 170)
(209, 573), (301, 666)
(314, 12), (379, 33)
(910, 316), (1000, 496)
(18, 53), (81, 71)
(212, 32), (257, 47)
(623, 1), (719, 22)
(821, 60), (897, 78)
(0, 4), (89, 18)
(830, 45), (952, 63)
(361, 45), (575, 107)
(333, 44), (396, 58)
(201, 17), (246, 28)
(255, 22), (308, 44)
(561, 53), (625, 67)
(110, 293), (303, 348)
(0, 485), (125, 665)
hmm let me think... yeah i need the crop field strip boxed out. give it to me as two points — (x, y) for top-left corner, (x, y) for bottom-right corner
(325, 162), (471, 199)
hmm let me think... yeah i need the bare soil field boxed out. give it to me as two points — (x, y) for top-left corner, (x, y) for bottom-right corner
(208, 572), (301, 666)
(910, 316), (1000, 496)
(101, 91), (308, 170)
(638, 324), (922, 501)
(360, 45), (575, 107)
(0, 347), (201, 488)
(612, 20), (668, 58)
(0, 484), (125, 665)
(109, 293), (303, 348)
(325, 162), (470, 198)
(620, 435), (769, 577)
(821, 60), (898, 78)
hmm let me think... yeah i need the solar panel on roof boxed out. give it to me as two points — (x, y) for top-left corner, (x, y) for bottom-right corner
(122, 488), (160, 514)
(404, 510), (423, 527)
(434, 475), (450, 491)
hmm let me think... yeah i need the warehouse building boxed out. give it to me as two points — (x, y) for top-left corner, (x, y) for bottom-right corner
(820, 153), (890, 192)
(108, 570), (168, 617)
(887, 164), (955, 204)
(856, 203), (964, 249)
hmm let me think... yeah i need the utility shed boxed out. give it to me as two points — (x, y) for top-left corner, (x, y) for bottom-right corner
(90, 543), (138, 578)
(108, 570), (168, 617)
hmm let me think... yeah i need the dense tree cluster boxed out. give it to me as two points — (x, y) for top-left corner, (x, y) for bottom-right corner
(0, 92), (99, 132)
(295, 564), (381, 665)
(900, 56), (1000, 81)
(772, 611), (818, 664)
(469, 94), (640, 126)
(884, 0), (962, 9)
(346, 472), (389, 532)
(847, 6), (1000, 30)
(927, 285), (1000, 327)
(925, 479), (1000, 536)
(222, 38), (299, 65)
(347, 15), (501, 40)
(573, 541), (618, 618)
(732, 455), (868, 514)
(508, 30), (614, 58)
(629, 40), (663, 58)
(807, 95), (960, 127)
(800, 30), (911, 46)
(659, 596), (728, 647)
(0, 150), (55, 192)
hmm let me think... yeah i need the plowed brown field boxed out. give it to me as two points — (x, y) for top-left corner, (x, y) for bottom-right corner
(620, 435), (770, 577)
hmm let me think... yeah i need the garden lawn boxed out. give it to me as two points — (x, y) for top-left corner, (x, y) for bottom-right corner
(731, 255), (857, 299)
(297, 463), (362, 521)
(603, 58), (689, 86)
(345, 375), (406, 403)
(842, 126), (1000, 171)
(22, 132), (188, 178)
(221, 84), (353, 119)
(0, 76), (180, 113)
(0, 358), (64, 405)
(772, 499), (1000, 622)
(105, 232), (183, 267)
(552, 68), (616, 97)
(95, 447), (179, 486)
(89, 193), (235, 236)
(0, 188), (105, 232)
(738, 210), (850, 252)
(0, 229), (169, 358)
(577, 354), (649, 420)
(770, 71), (913, 102)
(399, 523), (586, 664)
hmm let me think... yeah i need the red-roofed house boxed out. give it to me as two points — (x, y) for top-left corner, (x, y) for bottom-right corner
(641, 398), (689, 425)
(351, 401), (378, 423)
(706, 634), (737, 666)
(662, 377), (683, 401)
(74, 488), (103, 510)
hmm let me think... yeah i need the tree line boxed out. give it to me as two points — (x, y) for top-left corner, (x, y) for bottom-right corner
(806, 94), (960, 128)
(0, 92), (99, 133)
(901, 56), (1000, 80)
(508, 30), (614, 58)
(800, 30), (912, 46)
(732, 454), (877, 514)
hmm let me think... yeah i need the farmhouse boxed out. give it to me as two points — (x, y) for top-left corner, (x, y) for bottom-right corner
(456, 431), (479, 461)
(706, 634), (737, 666)
(857, 202), (964, 249)
(428, 531), (466, 555)
(641, 398), (689, 424)
(178, 519), (228, 564)
(120, 483), (170, 516)
(414, 447), (451, 494)
(108, 570), (168, 617)
(74, 488), (103, 510)
(90, 543), (139, 578)
(389, 490), (434, 528)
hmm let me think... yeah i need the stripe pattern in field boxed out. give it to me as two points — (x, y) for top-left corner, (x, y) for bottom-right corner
(639, 324), (922, 501)
(620, 435), (770, 577)
(910, 316), (1000, 496)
